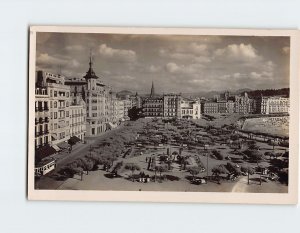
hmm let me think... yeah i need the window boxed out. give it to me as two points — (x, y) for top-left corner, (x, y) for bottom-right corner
(66, 111), (69, 117)
(50, 90), (52, 97)
(54, 102), (57, 108)
(54, 91), (57, 97)
(54, 112), (57, 119)
(50, 101), (52, 108)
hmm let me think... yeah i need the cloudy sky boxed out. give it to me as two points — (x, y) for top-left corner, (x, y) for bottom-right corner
(36, 32), (290, 94)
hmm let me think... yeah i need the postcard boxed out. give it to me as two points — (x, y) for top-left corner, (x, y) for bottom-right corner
(28, 26), (299, 204)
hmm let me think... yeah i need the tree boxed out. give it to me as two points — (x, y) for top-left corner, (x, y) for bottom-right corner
(180, 156), (189, 170)
(124, 163), (141, 181)
(248, 141), (259, 150)
(246, 150), (264, 166)
(79, 158), (94, 175)
(211, 165), (227, 184)
(112, 161), (123, 175)
(212, 150), (224, 160)
(188, 167), (200, 180)
(165, 160), (173, 170)
(241, 166), (255, 185)
(155, 165), (168, 180)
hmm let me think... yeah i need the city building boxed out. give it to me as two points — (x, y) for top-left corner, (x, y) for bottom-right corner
(36, 71), (71, 146)
(257, 96), (290, 114)
(123, 99), (132, 120)
(65, 55), (114, 136)
(180, 99), (201, 119)
(142, 81), (164, 118)
(116, 99), (125, 121)
(143, 97), (164, 118)
(201, 101), (219, 114)
(163, 94), (182, 118)
(35, 86), (50, 149)
(234, 92), (256, 114)
(69, 96), (86, 141)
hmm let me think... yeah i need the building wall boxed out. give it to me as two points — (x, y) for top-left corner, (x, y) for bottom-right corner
(163, 94), (181, 118)
(202, 102), (219, 114)
(35, 87), (50, 148)
(259, 96), (290, 114)
(143, 97), (164, 117)
(36, 71), (72, 145)
(181, 100), (201, 119)
(69, 100), (86, 141)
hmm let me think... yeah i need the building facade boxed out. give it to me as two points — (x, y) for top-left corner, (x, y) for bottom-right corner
(69, 97), (86, 141)
(65, 56), (114, 136)
(36, 71), (71, 145)
(258, 96), (290, 114)
(180, 99), (201, 119)
(35, 87), (50, 149)
(163, 94), (182, 118)
(201, 102), (219, 114)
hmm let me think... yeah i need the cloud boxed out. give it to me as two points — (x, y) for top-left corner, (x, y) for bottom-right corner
(282, 46), (290, 55)
(165, 62), (203, 74)
(37, 53), (80, 68)
(159, 42), (210, 63)
(214, 43), (261, 62)
(98, 44), (136, 62)
(166, 62), (180, 73)
(148, 65), (162, 73)
(65, 45), (84, 51)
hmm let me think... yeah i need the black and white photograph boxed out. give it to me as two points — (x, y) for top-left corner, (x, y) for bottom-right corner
(28, 27), (299, 204)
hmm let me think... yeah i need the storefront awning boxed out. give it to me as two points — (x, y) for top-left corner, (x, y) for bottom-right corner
(35, 145), (57, 162)
(68, 136), (81, 145)
(52, 144), (61, 152)
(57, 141), (69, 149)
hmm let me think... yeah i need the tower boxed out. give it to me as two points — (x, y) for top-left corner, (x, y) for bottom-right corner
(150, 81), (155, 98)
(84, 50), (99, 80)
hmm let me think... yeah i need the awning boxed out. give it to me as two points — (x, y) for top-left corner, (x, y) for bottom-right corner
(52, 144), (61, 152)
(35, 145), (57, 162)
(57, 141), (69, 149)
(68, 136), (81, 145)
(107, 122), (117, 129)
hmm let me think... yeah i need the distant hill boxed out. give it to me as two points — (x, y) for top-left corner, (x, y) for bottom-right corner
(182, 88), (253, 99)
(245, 88), (289, 98)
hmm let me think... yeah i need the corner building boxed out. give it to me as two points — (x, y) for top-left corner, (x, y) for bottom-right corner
(65, 56), (113, 136)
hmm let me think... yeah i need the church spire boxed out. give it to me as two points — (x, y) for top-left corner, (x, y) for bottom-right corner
(89, 49), (93, 69)
(83, 50), (99, 80)
(150, 80), (155, 97)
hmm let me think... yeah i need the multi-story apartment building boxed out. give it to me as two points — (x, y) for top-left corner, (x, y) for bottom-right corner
(123, 99), (132, 120)
(65, 56), (113, 136)
(130, 92), (142, 109)
(217, 100), (227, 114)
(257, 96), (290, 114)
(180, 99), (201, 119)
(163, 94), (182, 118)
(226, 101), (235, 114)
(234, 92), (256, 114)
(143, 97), (164, 118)
(36, 71), (71, 145)
(69, 96), (86, 141)
(201, 101), (219, 114)
(35, 87), (50, 149)
(116, 100), (125, 121)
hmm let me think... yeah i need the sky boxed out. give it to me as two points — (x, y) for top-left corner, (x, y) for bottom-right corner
(36, 32), (290, 94)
